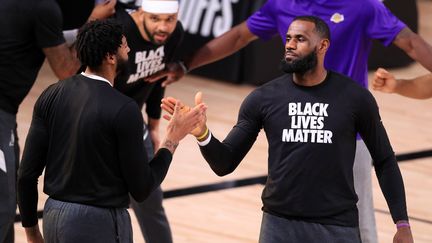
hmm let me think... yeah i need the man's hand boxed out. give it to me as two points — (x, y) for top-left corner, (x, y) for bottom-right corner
(161, 92), (207, 137)
(372, 68), (399, 94)
(145, 62), (186, 87)
(162, 100), (207, 153)
(88, 0), (116, 21)
(393, 226), (414, 243)
(24, 225), (44, 243)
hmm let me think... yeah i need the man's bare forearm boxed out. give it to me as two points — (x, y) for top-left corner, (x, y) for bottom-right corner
(185, 22), (258, 71)
(393, 27), (432, 72)
(395, 74), (432, 99)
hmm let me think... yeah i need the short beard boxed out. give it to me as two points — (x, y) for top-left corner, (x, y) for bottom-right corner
(143, 20), (170, 46)
(280, 49), (318, 75)
(116, 56), (129, 74)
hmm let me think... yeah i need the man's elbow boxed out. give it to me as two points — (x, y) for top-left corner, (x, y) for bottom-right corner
(130, 189), (152, 203)
(394, 28), (419, 57)
(44, 44), (81, 79)
(17, 175), (36, 191)
(54, 64), (80, 80)
(210, 163), (236, 177)
(213, 169), (231, 177)
(129, 181), (158, 202)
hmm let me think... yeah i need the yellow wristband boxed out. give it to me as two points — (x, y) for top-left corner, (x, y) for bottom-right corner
(196, 127), (209, 140)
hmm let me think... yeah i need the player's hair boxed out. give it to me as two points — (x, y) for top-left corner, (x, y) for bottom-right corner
(76, 19), (124, 69)
(293, 15), (331, 40)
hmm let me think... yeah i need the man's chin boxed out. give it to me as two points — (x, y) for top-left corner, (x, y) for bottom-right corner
(153, 36), (168, 45)
(151, 40), (165, 46)
(285, 55), (297, 61)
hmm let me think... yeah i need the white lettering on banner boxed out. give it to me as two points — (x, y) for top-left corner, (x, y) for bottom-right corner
(282, 102), (333, 144)
(0, 150), (6, 173)
(179, 0), (239, 38)
(127, 46), (165, 84)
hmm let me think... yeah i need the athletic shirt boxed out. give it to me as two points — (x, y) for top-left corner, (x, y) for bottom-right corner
(17, 74), (173, 227)
(113, 7), (184, 119)
(0, 0), (65, 114)
(246, 0), (406, 88)
(200, 72), (408, 226)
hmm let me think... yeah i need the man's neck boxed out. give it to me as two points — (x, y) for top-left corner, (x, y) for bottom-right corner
(292, 67), (328, 87)
(84, 67), (115, 85)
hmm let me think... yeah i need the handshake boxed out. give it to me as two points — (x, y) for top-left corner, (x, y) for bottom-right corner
(161, 92), (210, 145)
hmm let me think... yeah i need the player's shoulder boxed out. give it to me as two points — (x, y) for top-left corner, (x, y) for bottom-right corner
(258, 74), (292, 90)
(245, 74), (291, 101)
(330, 71), (375, 102)
(171, 21), (185, 39)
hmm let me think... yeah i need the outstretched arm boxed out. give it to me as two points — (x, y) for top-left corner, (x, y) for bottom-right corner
(372, 68), (432, 99)
(118, 100), (206, 202)
(376, 26), (432, 99)
(146, 22), (258, 85)
(185, 21), (258, 71)
(87, 0), (116, 21)
(197, 127), (258, 176)
(161, 91), (261, 176)
(43, 0), (118, 79)
(43, 44), (81, 80)
(393, 27), (432, 72)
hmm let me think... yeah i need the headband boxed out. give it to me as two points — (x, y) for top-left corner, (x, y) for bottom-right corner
(141, 1), (179, 14)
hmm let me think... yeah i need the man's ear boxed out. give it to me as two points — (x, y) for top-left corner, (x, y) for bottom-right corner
(106, 53), (116, 65)
(318, 39), (330, 53)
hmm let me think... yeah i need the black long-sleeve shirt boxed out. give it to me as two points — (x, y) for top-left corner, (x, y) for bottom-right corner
(113, 6), (184, 117)
(17, 74), (172, 227)
(200, 71), (407, 227)
(0, 0), (65, 114)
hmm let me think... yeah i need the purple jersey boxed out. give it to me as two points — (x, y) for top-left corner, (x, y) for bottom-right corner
(247, 0), (406, 88)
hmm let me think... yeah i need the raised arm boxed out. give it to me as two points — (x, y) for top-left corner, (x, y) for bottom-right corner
(376, 26), (432, 99)
(372, 68), (432, 99)
(146, 22), (258, 85)
(117, 100), (205, 202)
(87, 0), (116, 21)
(42, 0), (118, 80)
(161, 91), (261, 176)
(185, 21), (258, 71)
(393, 27), (432, 72)
(42, 44), (81, 80)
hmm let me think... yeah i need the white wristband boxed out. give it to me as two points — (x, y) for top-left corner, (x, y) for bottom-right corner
(197, 132), (212, 146)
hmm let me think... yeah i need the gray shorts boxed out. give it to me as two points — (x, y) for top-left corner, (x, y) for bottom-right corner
(259, 212), (361, 243)
(43, 198), (132, 243)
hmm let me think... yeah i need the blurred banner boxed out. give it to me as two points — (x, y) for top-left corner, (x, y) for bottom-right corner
(178, 0), (283, 84)
(178, 0), (418, 85)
